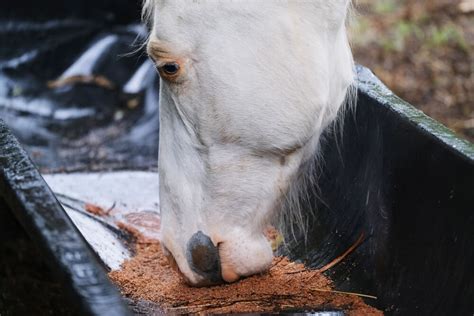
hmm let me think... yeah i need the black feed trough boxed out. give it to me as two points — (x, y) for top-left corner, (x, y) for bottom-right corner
(1, 2), (473, 315)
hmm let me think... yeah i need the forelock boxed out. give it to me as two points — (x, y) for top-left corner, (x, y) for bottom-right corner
(142, 0), (156, 27)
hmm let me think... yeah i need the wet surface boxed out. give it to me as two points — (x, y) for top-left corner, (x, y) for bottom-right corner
(0, 16), (159, 172)
(0, 206), (79, 316)
(44, 171), (161, 270)
(0, 120), (131, 316)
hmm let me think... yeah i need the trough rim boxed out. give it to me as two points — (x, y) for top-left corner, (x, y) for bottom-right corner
(0, 119), (131, 316)
(356, 65), (474, 163)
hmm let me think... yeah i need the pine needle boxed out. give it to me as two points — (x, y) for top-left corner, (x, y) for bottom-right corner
(311, 288), (377, 300)
(316, 232), (365, 273)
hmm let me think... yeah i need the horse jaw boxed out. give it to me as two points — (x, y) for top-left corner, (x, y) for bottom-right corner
(146, 1), (355, 286)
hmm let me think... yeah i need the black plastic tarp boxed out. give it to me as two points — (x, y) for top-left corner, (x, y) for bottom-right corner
(0, 0), (159, 172)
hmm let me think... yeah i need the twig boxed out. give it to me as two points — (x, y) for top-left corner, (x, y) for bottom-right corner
(47, 74), (115, 90)
(166, 288), (376, 313)
(168, 294), (303, 312)
(311, 288), (377, 300)
(270, 256), (285, 270)
(285, 232), (366, 277)
(105, 201), (116, 215)
(167, 303), (217, 311)
(284, 269), (307, 275)
(316, 232), (365, 273)
(166, 298), (270, 312)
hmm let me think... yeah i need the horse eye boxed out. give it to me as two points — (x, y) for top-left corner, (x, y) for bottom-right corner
(161, 63), (180, 75)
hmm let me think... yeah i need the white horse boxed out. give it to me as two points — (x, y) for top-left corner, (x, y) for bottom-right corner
(143, 0), (355, 286)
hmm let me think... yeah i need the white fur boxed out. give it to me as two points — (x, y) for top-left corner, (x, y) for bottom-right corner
(143, 0), (355, 285)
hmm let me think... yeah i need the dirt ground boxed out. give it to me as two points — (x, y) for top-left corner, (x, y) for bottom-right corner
(351, 0), (473, 142)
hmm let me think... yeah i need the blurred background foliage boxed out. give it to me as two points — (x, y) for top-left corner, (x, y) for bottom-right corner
(350, 0), (473, 142)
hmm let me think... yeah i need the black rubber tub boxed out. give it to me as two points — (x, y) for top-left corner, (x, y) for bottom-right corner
(287, 67), (474, 315)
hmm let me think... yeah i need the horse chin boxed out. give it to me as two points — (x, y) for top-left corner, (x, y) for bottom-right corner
(217, 231), (274, 283)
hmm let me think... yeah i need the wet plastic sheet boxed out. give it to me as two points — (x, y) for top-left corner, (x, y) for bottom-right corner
(0, 0), (159, 172)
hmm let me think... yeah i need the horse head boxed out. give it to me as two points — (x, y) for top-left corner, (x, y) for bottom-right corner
(143, 0), (355, 286)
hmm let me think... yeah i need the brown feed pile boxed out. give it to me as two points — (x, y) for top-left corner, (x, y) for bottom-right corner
(109, 235), (382, 315)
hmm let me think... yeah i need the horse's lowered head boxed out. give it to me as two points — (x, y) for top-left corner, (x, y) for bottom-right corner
(143, 0), (355, 286)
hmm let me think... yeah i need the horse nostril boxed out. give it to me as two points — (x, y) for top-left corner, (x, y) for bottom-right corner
(186, 231), (222, 284)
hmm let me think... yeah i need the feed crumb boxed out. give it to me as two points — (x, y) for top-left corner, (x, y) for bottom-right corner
(84, 203), (107, 217)
(109, 237), (382, 315)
